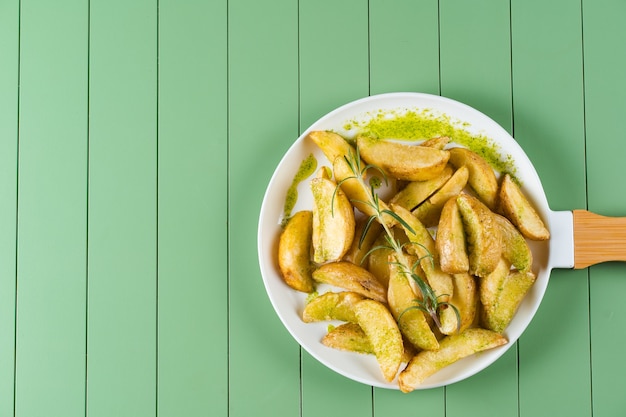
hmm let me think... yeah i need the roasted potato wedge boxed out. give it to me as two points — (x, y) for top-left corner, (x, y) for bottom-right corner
(412, 165), (469, 227)
(437, 197), (469, 274)
(322, 322), (416, 363)
(365, 232), (394, 289)
(302, 291), (364, 323)
(278, 210), (315, 292)
(311, 176), (355, 264)
(390, 204), (454, 302)
(307, 130), (354, 164)
(387, 254), (440, 351)
(481, 269), (536, 333)
(389, 165), (453, 211)
(478, 257), (511, 311)
(494, 213), (533, 272)
(449, 147), (499, 209)
(312, 261), (387, 303)
(354, 299), (404, 382)
(398, 328), (508, 392)
(420, 136), (451, 150)
(357, 135), (450, 181)
(439, 273), (478, 335)
(456, 193), (502, 277)
(322, 322), (373, 354)
(343, 217), (383, 266)
(332, 156), (396, 227)
(498, 173), (550, 240)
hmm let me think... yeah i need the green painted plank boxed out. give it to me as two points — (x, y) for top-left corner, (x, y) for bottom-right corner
(511, 0), (586, 211)
(375, 389), (445, 416)
(227, 1), (300, 416)
(14, 1), (88, 416)
(156, 1), (228, 416)
(582, 0), (626, 415)
(369, 0), (440, 95)
(510, 1), (591, 416)
(301, 352), (372, 417)
(438, 1), (518, 415)
(440, 0), (512, 130)
(0, 1), (19, 416)
(299, 0), (370, 129)
(368, 0), (445, 411)
(87, 1), (157, 416)
(298, 0), (375, 412)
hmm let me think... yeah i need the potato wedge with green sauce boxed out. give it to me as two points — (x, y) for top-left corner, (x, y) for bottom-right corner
(302, 291), (364, 323)
(437, 197), (469, 274)
(278, 210), (315, 293)
(481, 269), (536, 333)
(398, 328), (507, 392)
(322, 322), (417, 363)
(493, 213), (533, 272)
(412, 165), (469, 227)
(498, 173), (550, 241)
(311, 176), (355, 264)
(354, 299), (404, 382)
(449, 147), (499, 209)
(312, 261), (387, 303)
(456, 193), (502, 277)
(387, 253), (440, 351)
(357, 135), (450, 181)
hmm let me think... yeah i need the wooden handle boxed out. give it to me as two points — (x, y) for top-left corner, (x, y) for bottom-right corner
(573, 209), (626, 269)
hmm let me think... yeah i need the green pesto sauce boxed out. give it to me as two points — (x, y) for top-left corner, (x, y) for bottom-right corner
(344, 108), (516, 177)
(282, 153), (317, 227)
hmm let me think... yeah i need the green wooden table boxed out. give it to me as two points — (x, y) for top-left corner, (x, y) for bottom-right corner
(1, 0), (625, 416)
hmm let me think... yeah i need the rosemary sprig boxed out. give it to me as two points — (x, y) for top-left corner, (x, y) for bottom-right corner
(336, 147), (460, 333)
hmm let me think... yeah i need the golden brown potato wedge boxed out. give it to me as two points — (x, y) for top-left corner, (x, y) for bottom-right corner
(322, 322), (416, 363)
(437, 197), (469, 274)
(420, 136), (451, 150)
(493, 213), (533, 272)
(322, 322), (373, 354)
(278, 210), (315, 293)
(398, 328), (508, 392)
(481, 269), (536, 333)
(390, 203), (436, 257)
(343, 217), (383, 266)
(439, 273), (478, 335)
(390, 204), (454, 302)
(478, 257), (511, 312)
(357, 135), (450, 181)
(412, 165), (469, 227)
(498, 174), (550, 240)
(389, 165), (453, 211)
(332, 156), (396, 227)
(307, 130), (354, 164)
(354, 299), (404, 382)
(456, 193), (502, 277)
(387, 254), (440, 351)
(302, 291), (364, 323)
(312, 261), (387, 303)
(311, 176), (355, 264)
(365, 232), (394, 289)
(449, 147), (499, 209)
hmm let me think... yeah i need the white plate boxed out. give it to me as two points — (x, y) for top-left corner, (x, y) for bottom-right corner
(257, 92), (552, 389)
